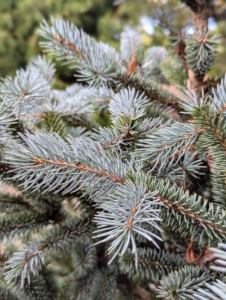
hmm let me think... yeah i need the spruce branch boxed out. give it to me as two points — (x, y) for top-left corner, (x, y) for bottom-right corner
(27, 55), (56, 85)
(160, 192), (226, 245)
(0, 191), (34, 215)
(210, 243), (226, 273)
(0, 210), (48, 240)
(43, 112), (67, 139)
(119, 248), (186, 282)
(138, 174), (226, 245)
(120, 29), (143, 64)
(64, 235), (97, 277)
(1, 6), (226, 298)
(92, 127), (129, 151)
(39, 18), (91, 61)
(157, 265), (211, 299)
(21, 275), (57, 300)
(3, 267), (56, 300)
(180, 0), (214, 96)
(120, 29), (143, 75)
(170, 32), (188, 74)
(135, 122), (199, 170)
(142, 46), (167, 81)
(160, 56), (188, 91)
(66, 114), (98, 131)
(39, 219), (90, 253)
(109, 87), (149, 123)
(4, 220), (89, 288)
(94, 180), (162, 265)
(195, 280), (226, 300)
(208, 147), (226, 205)
(50, 84), (98, 117)
(92, 117), (163, 152)
(0, 192), (30, 207)
(194, 242), (226, 299)
(76, 49), (118, 87)
(39, 18), (184, 118)
(4, 242), (45, 288)
(0, 101), (17, 158)
(4, 132), (127, 195)
(39, 18), (119, 87)
(153, 150), (205, 186)
(0, 279), (29, 300)
(116, 72), (183, 114)
(62, 268), (99, 299)
(146, 101), (183, 122)
(192, 107), (226, 150)
(185, 33), (220, 76)
(92, 267), (117, 300)
(5, 130), (226, 254)
(1, 69), (50, 118)
(209, 75), (226, 115)
(210, 168), (226, 205)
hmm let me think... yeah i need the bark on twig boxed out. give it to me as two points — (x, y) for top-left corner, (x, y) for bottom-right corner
(132, 285), (153, 300)
(191, 0), (210, 31)
(118, 275), (154, 300)
(187, 69), (204, 97)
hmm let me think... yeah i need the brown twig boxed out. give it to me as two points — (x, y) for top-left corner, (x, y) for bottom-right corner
(34, 156), (125, 183)
(53, 34), (84, 59)
(118, 274), (154, 300)
(132, 285), (153, 300)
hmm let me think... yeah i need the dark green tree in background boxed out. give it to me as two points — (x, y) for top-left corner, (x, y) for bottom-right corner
(0, 0), (115, 82)
(0, 0), (226, 299)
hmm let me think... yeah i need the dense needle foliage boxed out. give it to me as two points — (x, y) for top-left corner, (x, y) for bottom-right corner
(0, 1), (226, 299)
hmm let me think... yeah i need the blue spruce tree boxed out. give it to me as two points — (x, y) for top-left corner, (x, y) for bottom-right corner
(0, 1), (226, 299)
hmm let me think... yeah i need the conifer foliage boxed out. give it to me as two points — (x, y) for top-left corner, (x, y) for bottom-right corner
(0, 0), (226, 299)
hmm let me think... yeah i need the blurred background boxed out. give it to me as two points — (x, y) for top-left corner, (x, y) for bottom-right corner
(0, 0), (225, 86)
